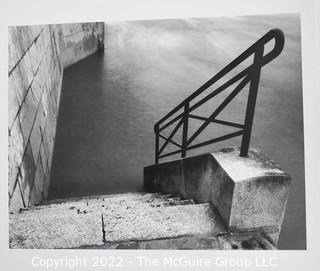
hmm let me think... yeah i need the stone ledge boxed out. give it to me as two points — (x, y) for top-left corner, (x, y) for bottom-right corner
(9, 194), (225, 249)
(80, 233), (275, 250)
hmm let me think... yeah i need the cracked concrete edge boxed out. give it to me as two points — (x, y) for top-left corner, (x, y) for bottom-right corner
(78, 232), (276, 250)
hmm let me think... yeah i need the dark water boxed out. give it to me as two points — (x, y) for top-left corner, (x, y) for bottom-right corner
(49, 14), (305, 249)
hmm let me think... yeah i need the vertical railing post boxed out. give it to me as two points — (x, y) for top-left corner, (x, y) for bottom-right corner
(240, 47), (264, 157)
(155, 124), (159, 164)
(181, 102), (189, 158)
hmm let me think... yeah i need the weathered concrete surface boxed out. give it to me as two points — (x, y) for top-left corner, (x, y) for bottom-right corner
(81, 233), (275, 250)
(212, 148), (291, 232)
(8, 25), (62, 213)
(101, 202), (223, 242)
(8, 22), (104, 212)
(10, 210), (102, 249)
(217, 232), (276, 250)
(9, 193), (226, 249)
(144, 148), (291, 245)
(144, 159), (185, 197)
(57, 23), (104, 68)
(10, 192), (275, 249)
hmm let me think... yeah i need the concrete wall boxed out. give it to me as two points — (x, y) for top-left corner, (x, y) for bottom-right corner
(8, 22), (104, 213)
(57, 23), (104, 68)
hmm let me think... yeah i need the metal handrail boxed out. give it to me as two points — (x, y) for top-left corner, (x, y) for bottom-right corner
(154, 28), (284, 164)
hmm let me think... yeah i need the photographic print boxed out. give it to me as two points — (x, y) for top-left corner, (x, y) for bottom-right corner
(8, 14), (305, 250)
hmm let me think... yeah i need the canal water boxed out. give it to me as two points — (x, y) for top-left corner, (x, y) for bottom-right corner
(49, 14), (305, 249)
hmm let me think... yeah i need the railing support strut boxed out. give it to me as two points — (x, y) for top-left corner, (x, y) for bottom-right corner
(240, 47), (264, 157)
(155, 124), (159, 164)
(181, 103), (189, 158)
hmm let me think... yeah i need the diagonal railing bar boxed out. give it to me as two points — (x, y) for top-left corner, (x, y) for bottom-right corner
(187, 76), (250, 146)
(158, 119), (184, 156)
(156, 29), (284, 127)
(158, 149), (183, 159)
(153, 29), (285, 164)
(158, 133), (183, 149)
(210, 119), (244, 129)
(188, 114), (244, 129)
(158, 130), (243, 159)
(159, 110), (185, 132)
(187, 130), (244, 150)
(188, 67), (251, 112)
(158, 68), (248, 132)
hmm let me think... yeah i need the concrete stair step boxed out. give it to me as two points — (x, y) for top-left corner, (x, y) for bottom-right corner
(9, 192), (275, 249)
(46, 192), (175, 204)
(20, 193), (194, 214)
(81, 233), (276, 250)
(10, 197), (226, 249)
(149, 198), (195, 207)
(101, 202), (226, 243)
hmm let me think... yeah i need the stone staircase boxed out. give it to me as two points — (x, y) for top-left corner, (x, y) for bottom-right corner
(9, 192), (275, 249)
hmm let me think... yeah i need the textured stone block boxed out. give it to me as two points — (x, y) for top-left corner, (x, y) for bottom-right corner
(61, 47), (76, 67)
(17, 172), (30, 208)
(15, 26), (33, 55)
(207, 157), (235, 223)
(19, 90), (37, 142)
(42, 27), (51, 48)
(8, 27), (20, 72)
(8, 27), (24, 63)
(8, 120), (24, 196)
(29, 181), (42, 206)
(35, 31), (45, 56)
(39, 142), (47, 172)
(42, 125), (54, 171)
(30, 160), (45, 205)
(43, 170), (51, 199)
(8, 66), (28, 104)
(20, 142), (36, 198)
(145, 159), (184, 197)
(36, 59), (48, 88)
(28, 43), (41, 74)
(19, 51), (34, 88)
(29, 104), (44, 162)
(10, 210), (102, 249)
(29, 126), (42, 164)
(29, 25), (43, 42)
(211, 148), (291, 231)
(8, 76), (20, 130)
(9, 181), (24, 213)
(52, 67), (62, 105)
(182, 154), (214, 203)
(41, 85), (50, 119)
(30, 74), (43, 106)
(41, 128), (50, 161)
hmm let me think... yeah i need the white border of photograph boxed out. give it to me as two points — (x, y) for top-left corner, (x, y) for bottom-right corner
(0, 0), (319, 270)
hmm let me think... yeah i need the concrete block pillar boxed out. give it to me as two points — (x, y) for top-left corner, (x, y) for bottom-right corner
(210, 148), (291, 244)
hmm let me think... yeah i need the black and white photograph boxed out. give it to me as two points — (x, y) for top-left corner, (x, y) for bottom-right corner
(8, 13), (305, 250)
(1, 0), (320, 270)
